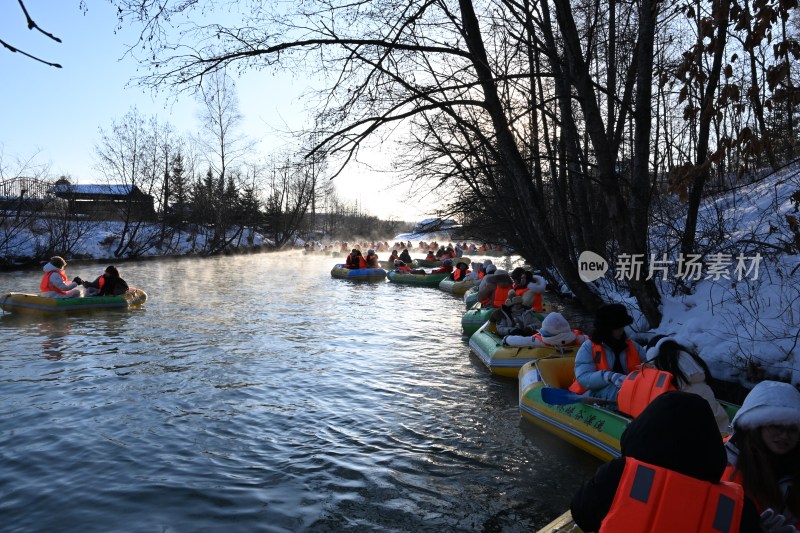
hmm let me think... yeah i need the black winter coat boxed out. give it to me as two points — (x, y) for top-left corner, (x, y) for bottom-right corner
(570, 391), (761, 532)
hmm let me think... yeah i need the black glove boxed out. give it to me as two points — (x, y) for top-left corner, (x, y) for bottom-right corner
(73, 276), (83, 284)
(760, 509), (797, 533)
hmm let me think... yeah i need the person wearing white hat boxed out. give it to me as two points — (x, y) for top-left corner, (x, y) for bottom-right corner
(724, 381), (800, 527)
(503, 312), (586, 348)
(644, 335), (730, 433)
(39, 256), (83, 298)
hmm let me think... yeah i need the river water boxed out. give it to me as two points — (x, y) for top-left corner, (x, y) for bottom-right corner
(0, 252), (600, 533)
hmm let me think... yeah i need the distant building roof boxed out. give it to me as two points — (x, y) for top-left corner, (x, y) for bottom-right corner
(51, 183), (136, 196)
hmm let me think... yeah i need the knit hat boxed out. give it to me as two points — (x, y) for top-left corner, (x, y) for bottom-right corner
(49, 256), (67, 269)
(494, 268), (507, 276)
(731, 380), (800, 430)
(540, 313), (576, 345)
(594, 303), (634, 331)
(485, 264), (497, 274)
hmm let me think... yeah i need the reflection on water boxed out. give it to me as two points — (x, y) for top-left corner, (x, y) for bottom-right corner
(0, 252), (599, 532)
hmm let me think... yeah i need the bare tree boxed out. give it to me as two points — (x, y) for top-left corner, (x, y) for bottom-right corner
(1, 1), (64, 68)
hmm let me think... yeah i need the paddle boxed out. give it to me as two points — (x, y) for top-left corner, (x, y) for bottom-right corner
(540, 387), (617, 406)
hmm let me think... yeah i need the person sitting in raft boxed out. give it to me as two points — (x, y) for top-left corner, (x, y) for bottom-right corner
(78, 265), (129, 297)
(724, 380), (800, 528)
(476, 270), (513, 309)
(425, 250), (436, 261)
(571, 391), (763, 533)
(430, 258), (454, 275)
(644, 335), (730, 434)
(364, 249), (380, 268)
(503, 312), (584, 349)
(399, 248), (413, 264)
(568, 303), (645, 401)
(387, 249), (399, 263)
(512, 271), (547, 312)
(462, 262), (485, 282)
(490, 293), (539, 336)
(39, 256), (83, 298)
(345, 249), (367, 269)
(449, 261), (471, 281)
(393, 260), (413, 273)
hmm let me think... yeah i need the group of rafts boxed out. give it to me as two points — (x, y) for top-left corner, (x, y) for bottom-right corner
(332, 255), (742, 533)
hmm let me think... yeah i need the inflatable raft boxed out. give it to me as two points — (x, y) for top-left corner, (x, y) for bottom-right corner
(461, 304), (494, 336)
(0, 288), (148, 315)
(463, 286), (479, 309)
(518, 356), (629, 462)
(330, 264), (387, 282)
(387, 270), (449, 287)
(468, 320), (561, 378)
(518, 357), (740, 462)
(438, 277), (477, 295)
(413, 257), (471, 268)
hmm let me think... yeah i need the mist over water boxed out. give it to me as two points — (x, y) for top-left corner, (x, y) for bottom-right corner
(0, 252), (598, 532)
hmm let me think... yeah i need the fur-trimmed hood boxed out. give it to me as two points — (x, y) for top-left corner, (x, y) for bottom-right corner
(732, 380), (800, 430)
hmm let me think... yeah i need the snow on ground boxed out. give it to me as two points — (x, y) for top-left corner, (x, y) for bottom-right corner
(596, 164), (800, 387)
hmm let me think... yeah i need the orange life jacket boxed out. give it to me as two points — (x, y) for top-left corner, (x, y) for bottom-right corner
(617, 368), (677, 418)
(40, 270), (68, 294)
(478, 271), (485, 280)
(601, 457), (743, 533)
(481, 285), (512, 308)
(569, 339), (640, 394)
(453, 269), (470, 281)
(530, 293), (543, 312)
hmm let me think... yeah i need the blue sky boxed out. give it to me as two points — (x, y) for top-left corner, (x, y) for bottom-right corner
(0, 2), (430, 222)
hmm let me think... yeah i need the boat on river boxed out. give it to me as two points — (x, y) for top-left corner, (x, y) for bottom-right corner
(461, 303), (494, 336)
(519, 356), (632, 462)
(413, 257), (472, 269)
(518, 357), (741, 462)
(469, 320), (564, 378)
(330, 264), (387, 282)
(463, 286), (479, 309)
(438, 277), (477, 295)
(0, 288), (148, 315)
(387, 270), (449, 287)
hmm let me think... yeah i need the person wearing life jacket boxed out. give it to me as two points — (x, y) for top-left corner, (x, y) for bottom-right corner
(571, 391), (761, 533)
(431, 258), (454, 274)
(477, 270), (513, 308)
(393, 259), (412, 272)
(39, 256), (82, 298)
(425, 250), (436, 261)
(568, 303), (645, 401)
(724, 381), (800, 529)
(645, 335), (730, 433)
(345, 249), (367, 269)
(503, 312), (585, 348)
(81, 265), (129, 296)
(399, 248), (413, 264)
(450, 261), (470, 281)
(519, 273), (547, 312)
(387, 249), (399, 263)
(490, 293), (540, 336)
(364, 249), (380, 268)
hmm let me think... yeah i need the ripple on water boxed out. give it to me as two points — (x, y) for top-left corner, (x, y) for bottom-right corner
(0, 253), (598, 532)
